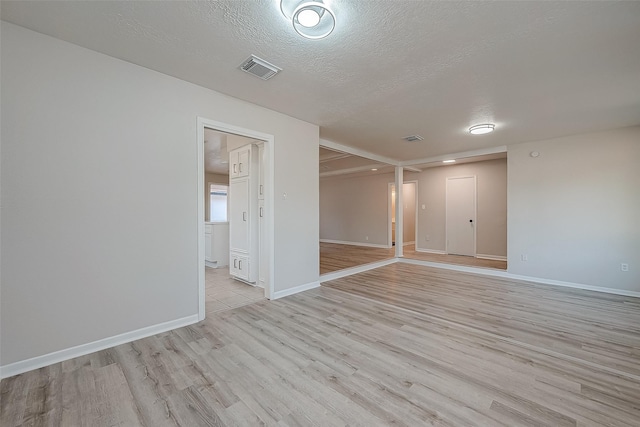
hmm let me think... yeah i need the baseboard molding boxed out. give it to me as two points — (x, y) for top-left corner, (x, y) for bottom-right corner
(403, 241), (415, 246)
(205, 260), (228, 268)
(398, 258), (640, 298)
(0, 314), (200, 380)
(320, 239), (390, 249)
(503, 272), (640, 299)
(476, 254), (507, 261)
(320, 258), (399, 283)
(414, 248), (447, 255)
(271, 281), (320, 300)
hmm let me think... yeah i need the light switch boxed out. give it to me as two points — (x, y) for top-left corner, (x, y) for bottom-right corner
(421, 204), (426, 210)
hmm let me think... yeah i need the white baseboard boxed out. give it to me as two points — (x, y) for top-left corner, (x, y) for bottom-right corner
(271, 281), (320, 300)
(503, 272), (640, 298)
(398, 258), (640, 299)
(205, 260), (228, 268)
(320, 239), (390, 249)
(414, 248), (447, 254)
(476, 254), (507, 261)
(320, 258), (398, 283)
(0, 314), (200, 380)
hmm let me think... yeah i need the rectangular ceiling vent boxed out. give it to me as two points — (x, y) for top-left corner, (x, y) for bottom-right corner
(239, 55), (282, 80)
(402, 135), (424, 142)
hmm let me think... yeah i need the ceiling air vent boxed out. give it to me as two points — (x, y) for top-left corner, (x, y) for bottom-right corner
(402, 135), (424, 142)
(239, 55), (282, 80)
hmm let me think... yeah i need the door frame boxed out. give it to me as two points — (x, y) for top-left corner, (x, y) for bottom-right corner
(388, 181), (419, 249)
(403, 180), (418, 248)
(387, 182), (395, 248)
(197, 117), (275, 321)
(445, 175), (477, 256)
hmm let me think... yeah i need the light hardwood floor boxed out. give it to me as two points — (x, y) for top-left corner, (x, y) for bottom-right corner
(2, 263), (639, 426)
(319, 242), (395, 274)
(320, 242), (507, 274)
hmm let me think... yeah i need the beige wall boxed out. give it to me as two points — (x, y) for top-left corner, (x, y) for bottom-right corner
(1, 22), (319, 368)
(320, 173), (418, 247)
(508, 126), (640, 292)
(403, 182), (417, 243)
(320, 173), (393, 246)
(416, 159), (507, 258)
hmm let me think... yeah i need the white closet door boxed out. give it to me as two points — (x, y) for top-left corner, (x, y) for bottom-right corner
(446, 176), (476, 256)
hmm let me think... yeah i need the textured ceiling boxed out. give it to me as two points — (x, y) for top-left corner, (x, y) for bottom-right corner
(2, 1), (639, 162)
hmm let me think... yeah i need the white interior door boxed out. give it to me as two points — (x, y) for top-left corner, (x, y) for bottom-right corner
(446, 176), (476, 256)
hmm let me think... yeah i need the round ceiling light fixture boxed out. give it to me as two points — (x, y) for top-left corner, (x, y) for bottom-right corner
(469, 124), (495, 135)
(281, 0), (336, 39)
(297, 8), (321, 27)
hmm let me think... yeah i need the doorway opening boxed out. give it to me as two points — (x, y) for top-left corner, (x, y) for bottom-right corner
(197, 117), (274, 321)
(389, 181), (417, 249)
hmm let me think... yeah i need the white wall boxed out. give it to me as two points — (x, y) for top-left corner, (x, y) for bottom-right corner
(508, 127), (640, 292)
(0, 23), (319, 368)
(416, 159), (507, 257)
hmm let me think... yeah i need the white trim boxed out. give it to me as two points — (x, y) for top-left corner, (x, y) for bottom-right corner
(320, 258), (398, 283)
(320, 162), (390, 178)
(197, 119), (206, 320)
(413, 248), (447, 254)
(398, 258), (640, 298)
(388, 182), (394, 248)
(399, 145), (507, 167)
(395, 167), (404, 257)
(404, 180), (419, 250)
(404, 166), (422, 173)
(197, 117), (276, 303)
(271, 281), (320, 300)
(476, 254), (507, 261)
(0, 314), (199, 379)
(403, 241), (415, 246)
(320, 239), (390, 249)
(320, 138), (398, 165)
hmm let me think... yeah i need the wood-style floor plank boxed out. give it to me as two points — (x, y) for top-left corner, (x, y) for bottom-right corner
(2, 263), (639, 426)
(320, 242), (507, 274)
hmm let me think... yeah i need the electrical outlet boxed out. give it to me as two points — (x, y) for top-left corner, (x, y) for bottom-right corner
(521, 254), (528, 261)
(365, 236), (369, 241)
(621, 263), (629, 272)
(425, 235), (430, 241)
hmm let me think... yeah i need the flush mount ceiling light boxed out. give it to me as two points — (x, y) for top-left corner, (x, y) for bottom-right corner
(281, 0), (336, 39)
(443, 160), (456, 164)
(469, 124), (495, 135)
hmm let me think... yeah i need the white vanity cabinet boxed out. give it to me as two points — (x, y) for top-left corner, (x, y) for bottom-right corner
(205, 222), (229, 268)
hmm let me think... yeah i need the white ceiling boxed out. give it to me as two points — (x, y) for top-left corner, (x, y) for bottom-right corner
(204, 128), (229, 175)
(3, 1), (639, 162)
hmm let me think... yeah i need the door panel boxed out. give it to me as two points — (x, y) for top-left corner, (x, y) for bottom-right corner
(446, 176), (476, 256)
(229, 179), (249, 252)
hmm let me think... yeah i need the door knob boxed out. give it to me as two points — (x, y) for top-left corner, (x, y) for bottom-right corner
(469, 219), (473, 223)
